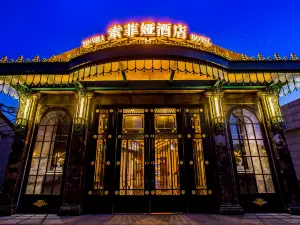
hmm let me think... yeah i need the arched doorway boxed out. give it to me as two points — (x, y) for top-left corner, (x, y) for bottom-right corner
(228, 107), (283, 212)
(18, 108), (72, 213)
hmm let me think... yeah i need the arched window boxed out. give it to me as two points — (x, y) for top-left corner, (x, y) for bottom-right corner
(25, 108), (71, 195)
(229, 108), (275, 194)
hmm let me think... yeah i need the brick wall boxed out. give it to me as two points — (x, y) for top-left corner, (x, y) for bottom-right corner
(281, 98), (300, 181)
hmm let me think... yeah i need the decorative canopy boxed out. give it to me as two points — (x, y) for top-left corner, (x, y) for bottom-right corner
(0, 20), (300, 98)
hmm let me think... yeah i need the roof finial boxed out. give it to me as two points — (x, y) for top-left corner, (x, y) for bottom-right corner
(291, 53), (298, 60)
(241, 53), (248, 60)
(274, 53), (281, 60)
(16, 55), (24, 62)
(0, 56), (8, 63)
(32, 55), (40, 62)
(258, 53), (264, 60)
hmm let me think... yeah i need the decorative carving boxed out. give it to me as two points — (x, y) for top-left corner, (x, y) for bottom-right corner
(253, 198), (267, 206)
(33, 200), (48, 208)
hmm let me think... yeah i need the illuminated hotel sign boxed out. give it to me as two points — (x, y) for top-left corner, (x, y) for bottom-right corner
(82, 22), (212, 48)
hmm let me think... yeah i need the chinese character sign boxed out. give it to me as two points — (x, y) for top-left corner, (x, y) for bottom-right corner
(173, 24), (187, 39)
(108, 25), (123, 40)
(81, 21), (212, 47)
(156, 23), (172, 38)
(124, 23), (139, 37)
(140, 22), (156, 36)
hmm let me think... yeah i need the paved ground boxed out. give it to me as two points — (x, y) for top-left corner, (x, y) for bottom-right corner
(0, 214), (300, 224)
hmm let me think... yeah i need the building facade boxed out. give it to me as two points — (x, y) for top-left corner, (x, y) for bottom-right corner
(281, 99), (300, 181)
(0, 111), (14, 191)
(0, 21), (300, 215)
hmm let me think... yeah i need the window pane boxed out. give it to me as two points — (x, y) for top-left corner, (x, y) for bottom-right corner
(34, 176), (43, 194)
(256, 175), (266, 193)
(248, 140), (259, 156)
(260, 157), (271, 174)
(230, 108), (276, 196)
(44, 126), (55, 141)
(33, 142), (42, 157)
(38, 158), (48, 175)
(25, 108), (70, 196)
(264, 175), (275, 193)
(36, 126), (45, 141)
(29, 158), (39, 175)
(257, 140), (267, 156)
(25, 176), (36, 194)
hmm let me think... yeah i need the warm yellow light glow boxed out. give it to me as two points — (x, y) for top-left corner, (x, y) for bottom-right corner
(82, 35), (105, 47)
(82, 21), (211, 48)
(124, 23), (139, 37)
(23, 98), (31, 118)
(140, 22), (156, 36)
(108, 25), (123, 40)
(268, 96), (275, 117)
(214, 97), (220, 118)
(190, 34), (211, 46)
(79, 97), (85, 118)
(173, 24), (187, 39)
(156, 23), (171, 38)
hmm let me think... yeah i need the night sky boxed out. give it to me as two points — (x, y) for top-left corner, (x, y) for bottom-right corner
(1, 0), (299, 111)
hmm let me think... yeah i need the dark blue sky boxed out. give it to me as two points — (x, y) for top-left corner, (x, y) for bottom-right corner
(0, 0), (299, 110)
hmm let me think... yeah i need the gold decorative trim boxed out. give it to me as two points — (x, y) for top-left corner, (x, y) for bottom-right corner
(151, 190), (156, 195)
(186, 109), (189, 112)
(108, 135), (112, 138)
(119, 109), (122, 113)
(208, 190), (212, 195)
(202, 134), (206, 138)
(253, 198), (267, 206)
(189, 161), (194, 165)
(187, 134), (191, 138)
(115, 190), (119, 195)
(110, 109), (113, 113)
(106, 161), (110, 165)
(205, 161), (209, 165)
(145, 190), (149, 195)
(93, 135), (97, 139)
(104, 190), (108, 195)
(181, 190), (185, 195)
(191, 190), (196, 195)
(90, 161), (95, 166)
(200, 109), (203, 112)
(33, 200), (47, 208)
(180, 161), (184, 165)
(118, 135), (122, 139)
(88, 191), (92, 195)
(116, 161), (120, 165)
(176, 109), (180, 112)
(145, 109), (149, 112)
(96, 109), (99, 113)
(150, 109), (154, 112)
(178, 134), (182, 138)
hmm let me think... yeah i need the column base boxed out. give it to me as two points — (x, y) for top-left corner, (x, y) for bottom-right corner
(288, 204), (300, 215)
(0, 205), (16, 217)
(57, 204), (82, 216)
(220, 204), (244, 215)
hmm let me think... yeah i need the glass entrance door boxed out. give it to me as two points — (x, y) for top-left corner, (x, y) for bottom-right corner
(86, 106), (214, 213)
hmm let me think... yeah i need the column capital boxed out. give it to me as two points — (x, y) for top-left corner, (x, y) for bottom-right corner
(205, 90), (224, 98)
